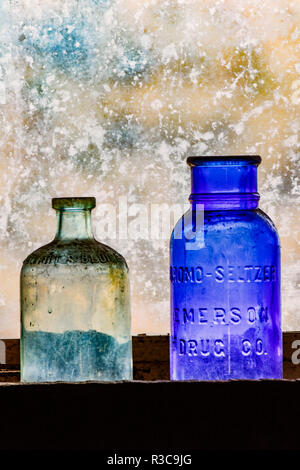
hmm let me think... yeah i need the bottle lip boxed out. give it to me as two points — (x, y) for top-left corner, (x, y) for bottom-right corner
(187, 155), (261, 166)
(52, 197), (96, 210)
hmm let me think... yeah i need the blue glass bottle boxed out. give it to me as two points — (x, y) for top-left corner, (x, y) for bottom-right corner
(170, 156), (282, 380)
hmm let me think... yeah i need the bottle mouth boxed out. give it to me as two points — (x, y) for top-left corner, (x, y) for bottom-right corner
(52, 197), (96, 210)
(187, 155), (261, 167)
(187, 156), (260, 209)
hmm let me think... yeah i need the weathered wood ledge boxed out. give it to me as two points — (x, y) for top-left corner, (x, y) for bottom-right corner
(1, 333), (300, 381)
(0, 380), (299, 451)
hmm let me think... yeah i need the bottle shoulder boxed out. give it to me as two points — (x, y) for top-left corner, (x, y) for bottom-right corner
(171, 208), (280, 246)
(254, 209), (280, 239)
(22, 238), (128, 271)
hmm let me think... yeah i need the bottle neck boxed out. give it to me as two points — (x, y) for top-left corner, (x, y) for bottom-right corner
(55, 209), (94, 241)
(189, 164), (260, 210)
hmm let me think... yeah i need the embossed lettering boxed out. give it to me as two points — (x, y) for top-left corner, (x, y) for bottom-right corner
(248, 307), (256, 323)
(177, 337), (267, 358)
(237, 266), (245, 283)
(98, 254), (108, 263)
(177, 338), (226, 358)
(242, 338), (265, 356)
(230, 308), (241, 324)
(256, 339), (264, 355)
(270, 265), (276, 281)
(195, 267), (204, 282)
(264, 266), (270, 281)
(188, 340), (197, 356)
(247, 306), (269, 324)
(23, 251), (122, 265)
(174, 305), (269, 325)
(215, 266), (225, 282)
(254, 266), (263, 282)
(170, 265), (276, 283)
(199, 339), (210, 356)
(242, 340), (251, 356)
(244, 265), (253, 282)
(183, 308), (194, 324)
(258, 306), (268, 322)
(179, 339), (186, 355)
(198, 308), (208, 323)
(184, 267), (194, 283)
(170, 266), (204, 283)
(214, 308), (226, 324)
(214, 340), (225, 357)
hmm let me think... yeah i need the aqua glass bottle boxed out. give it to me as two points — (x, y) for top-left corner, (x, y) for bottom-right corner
(170, 156), (282, 380)
(21, 197), (132, 382)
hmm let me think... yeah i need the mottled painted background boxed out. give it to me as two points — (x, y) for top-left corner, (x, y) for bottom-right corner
(0, 0), (299, 338)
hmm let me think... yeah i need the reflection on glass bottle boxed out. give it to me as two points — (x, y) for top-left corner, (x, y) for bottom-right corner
(170, 156), (282, 380)
(21, 197), (132, 382)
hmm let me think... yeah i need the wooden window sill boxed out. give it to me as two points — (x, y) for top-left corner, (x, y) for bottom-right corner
(1, 333), (300, 382)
